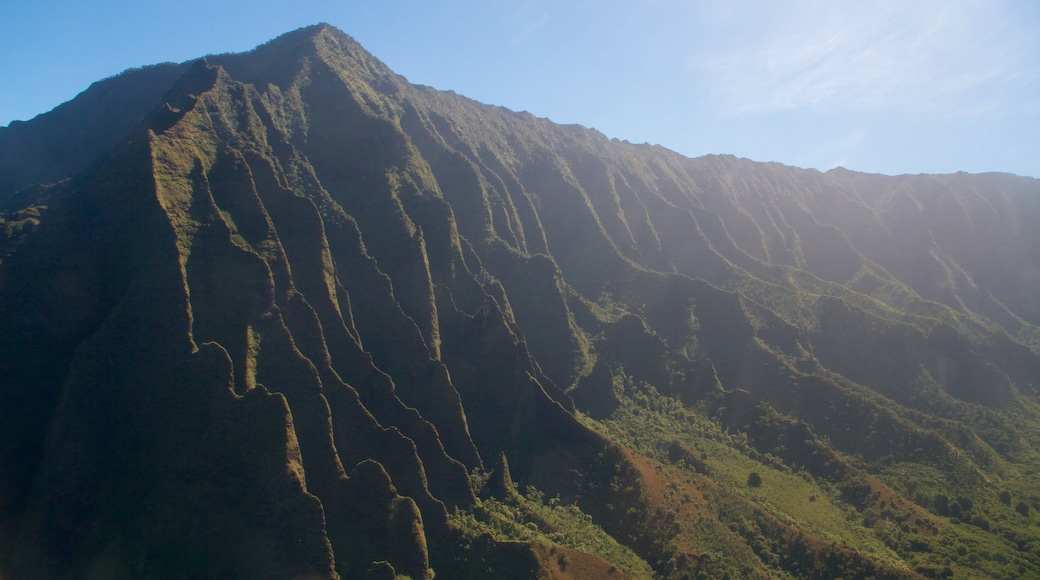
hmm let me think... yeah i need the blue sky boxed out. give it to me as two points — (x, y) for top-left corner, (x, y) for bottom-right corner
(2, 1), (1038, 177)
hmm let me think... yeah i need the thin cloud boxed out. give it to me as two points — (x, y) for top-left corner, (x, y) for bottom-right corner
(509, 5), (551, 47)
(694, 1), (1037, 118)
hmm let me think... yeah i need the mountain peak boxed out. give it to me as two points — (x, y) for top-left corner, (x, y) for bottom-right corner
(251, 22), (354, 54)
(199, 22), (402, 103)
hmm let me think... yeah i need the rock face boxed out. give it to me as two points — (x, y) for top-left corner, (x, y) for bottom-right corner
(2, 23), (1039, 579)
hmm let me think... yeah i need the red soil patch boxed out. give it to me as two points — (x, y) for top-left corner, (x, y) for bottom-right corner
(531, 542), (636, 579)
(862, 474), (941, 536)
(619, 447), (715, 558)
(621, 448), (669, 504)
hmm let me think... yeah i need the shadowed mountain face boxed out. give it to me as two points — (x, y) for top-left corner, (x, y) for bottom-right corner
(2, 24), (1039, 579)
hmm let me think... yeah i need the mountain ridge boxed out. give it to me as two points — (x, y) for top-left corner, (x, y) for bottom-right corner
(2, 24), (1039, 579)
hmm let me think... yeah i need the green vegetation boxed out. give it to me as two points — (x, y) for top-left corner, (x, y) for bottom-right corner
(448, 474), (655, 579)
(581, 373), (1040, 579)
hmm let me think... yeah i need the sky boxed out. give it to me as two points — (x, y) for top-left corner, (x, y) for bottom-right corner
(1, 1), (1038, 178)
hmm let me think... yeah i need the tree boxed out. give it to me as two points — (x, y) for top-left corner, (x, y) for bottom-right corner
(557, 553), (571, 571)
(933, 493), (950, 516)
(747, 472), (762, 487)
(1015, 501), (1030, 516)
(999, 490), (1012, 505)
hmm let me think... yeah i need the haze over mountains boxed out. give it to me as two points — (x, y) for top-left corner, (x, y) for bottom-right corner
(1, 24), (1039, 579)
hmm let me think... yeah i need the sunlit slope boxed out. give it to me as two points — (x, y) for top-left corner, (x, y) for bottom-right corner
(2, 24), (1038, 579)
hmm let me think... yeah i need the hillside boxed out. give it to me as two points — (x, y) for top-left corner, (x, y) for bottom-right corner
(2, 24), (1039, 579)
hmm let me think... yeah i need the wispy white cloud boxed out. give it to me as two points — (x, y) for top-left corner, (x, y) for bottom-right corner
(509, 3), (552, 47)
(816, 130), (864, 170)
(693, 0), (1039, 117)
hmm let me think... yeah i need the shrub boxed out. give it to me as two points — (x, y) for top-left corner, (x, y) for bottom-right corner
(933, 493), (950, 516)
(747, 472), (762, 487)
(557, 553), (571, 571)
(970, 515), (990, 530)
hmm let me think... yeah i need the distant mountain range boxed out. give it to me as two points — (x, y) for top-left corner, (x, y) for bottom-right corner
(2, 24), (1039, 579)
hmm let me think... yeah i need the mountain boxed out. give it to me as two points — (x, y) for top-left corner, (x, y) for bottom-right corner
(2, 24), (1039, 579)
